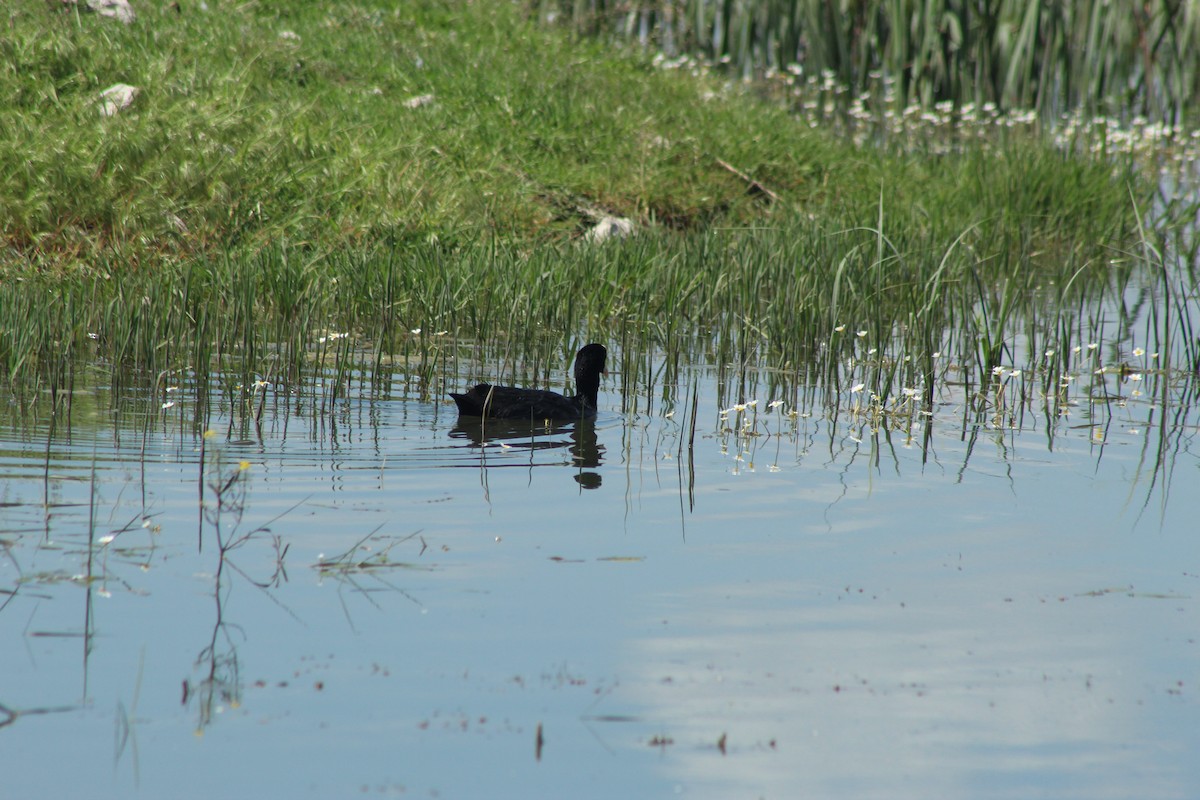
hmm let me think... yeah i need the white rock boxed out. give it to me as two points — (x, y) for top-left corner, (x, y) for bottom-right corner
(59, 0), (135, 24)
(99, 83), (138, 116)
(404, 94), (435, 109)
(87, 0), (136, 24)
(586, 216), (635, 243)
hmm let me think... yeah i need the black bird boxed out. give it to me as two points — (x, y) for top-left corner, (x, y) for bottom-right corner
(449, 344), (607, 420)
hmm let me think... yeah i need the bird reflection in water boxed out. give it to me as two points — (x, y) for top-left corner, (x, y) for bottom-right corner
(449, 418), (604, 489)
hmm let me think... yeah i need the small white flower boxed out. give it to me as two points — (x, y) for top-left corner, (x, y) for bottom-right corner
(834, 324), (846, 333)
(1132, 348), (1145, 357)
(1128, 373), (1143, 381)
(1072, 345), (1082, 354)
(901, 387), (919, 397)
(161, 401), (176, 409)
(411, 328), (422, 335)
(992, 366), (1005, 375)
(850, 383), (865, 393)
(767, 400), (784, 409)
(856, 330), (868, 338)
(1045, 350), (1055, 358)
(1087, 343), (1099, 350)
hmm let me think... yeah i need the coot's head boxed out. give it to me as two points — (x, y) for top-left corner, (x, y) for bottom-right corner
(574, 343), (607, 400)
(575, 343), (607, 376)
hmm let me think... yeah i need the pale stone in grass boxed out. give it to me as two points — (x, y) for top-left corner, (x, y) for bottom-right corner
(62, 0), (136, 24)
(99, 83), (139, 116)
(404, 94), (436, 109)
(586, 216), (635, 243)
(93, 0), (134, 22)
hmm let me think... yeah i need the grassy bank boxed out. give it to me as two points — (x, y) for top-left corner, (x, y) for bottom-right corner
(1, 0), (1192, 414)
(3, 0), (844, 265)
(2, 0), (1146, 266)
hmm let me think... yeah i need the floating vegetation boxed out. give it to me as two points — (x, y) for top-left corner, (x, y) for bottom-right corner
(312, 529), (432, 576)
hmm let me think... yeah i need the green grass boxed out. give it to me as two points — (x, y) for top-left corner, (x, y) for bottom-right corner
(1, 0), (1150, 267)
(1, 0), (1194, 420)
(2, 0), (845, 265)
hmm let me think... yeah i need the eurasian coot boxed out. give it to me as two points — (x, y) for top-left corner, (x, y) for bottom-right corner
(449, 343), (607, 420)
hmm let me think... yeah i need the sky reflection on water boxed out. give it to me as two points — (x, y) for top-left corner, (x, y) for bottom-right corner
(0, 356), (1197, 800)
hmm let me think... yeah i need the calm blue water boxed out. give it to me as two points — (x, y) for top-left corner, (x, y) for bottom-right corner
(1, 352), (1197, 799)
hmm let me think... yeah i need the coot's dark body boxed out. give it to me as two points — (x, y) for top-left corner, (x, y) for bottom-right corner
(449, 344), (607, 420)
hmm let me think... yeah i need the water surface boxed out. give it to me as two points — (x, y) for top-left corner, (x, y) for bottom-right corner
(1, 350), (1197, 799)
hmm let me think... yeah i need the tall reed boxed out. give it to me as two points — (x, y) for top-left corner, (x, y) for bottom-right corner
(538, 0), (1200, 122)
